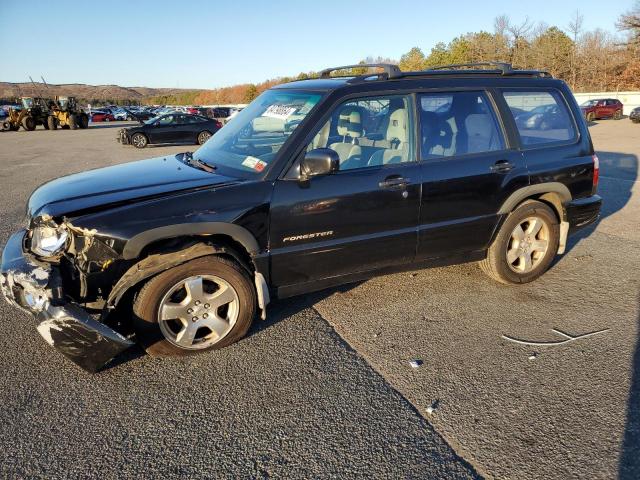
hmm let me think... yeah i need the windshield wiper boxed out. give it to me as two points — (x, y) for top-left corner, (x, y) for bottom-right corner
(182, 152), (216, 173)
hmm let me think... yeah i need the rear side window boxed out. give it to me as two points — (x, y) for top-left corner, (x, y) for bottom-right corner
(502, 90), (576, 146)
(418, 91), (504, 159)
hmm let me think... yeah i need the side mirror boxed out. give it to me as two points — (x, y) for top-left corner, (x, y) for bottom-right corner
(300, 148), (340, 180)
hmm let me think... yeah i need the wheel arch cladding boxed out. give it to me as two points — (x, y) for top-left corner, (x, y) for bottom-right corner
(498, 182), (571, 220)
(107, 243), (227, 309)
(122, 222), (260, 261)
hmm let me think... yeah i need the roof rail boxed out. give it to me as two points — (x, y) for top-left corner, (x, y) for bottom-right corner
(319, 63), (402, 80)
(429, 62), (514, 74)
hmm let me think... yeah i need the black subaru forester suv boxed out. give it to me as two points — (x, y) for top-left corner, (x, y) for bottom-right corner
(1, 63), (602, 372)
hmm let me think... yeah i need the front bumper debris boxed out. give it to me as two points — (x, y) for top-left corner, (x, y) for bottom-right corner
(1, 230), (133, 372)
(117, 129), (130, 144)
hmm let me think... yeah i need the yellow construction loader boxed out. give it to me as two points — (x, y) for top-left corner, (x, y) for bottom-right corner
(48, 96), (89, 130)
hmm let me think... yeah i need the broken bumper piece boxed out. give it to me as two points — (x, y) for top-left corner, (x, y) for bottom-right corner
(1, 230), (133, 373)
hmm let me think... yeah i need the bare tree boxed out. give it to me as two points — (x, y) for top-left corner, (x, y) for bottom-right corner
(567, 10), (584, 89)
(507, 17), (533, 66)
(617, 0), (640, 45)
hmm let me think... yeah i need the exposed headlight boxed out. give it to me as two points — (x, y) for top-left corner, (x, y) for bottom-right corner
(31, 223), (68, 257)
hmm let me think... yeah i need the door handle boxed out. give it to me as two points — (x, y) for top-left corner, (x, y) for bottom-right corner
(379, 177), (410, 189)
(490, 160), (514, 173)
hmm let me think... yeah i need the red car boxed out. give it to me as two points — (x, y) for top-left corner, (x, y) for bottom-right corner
(90, 111), (116, 122)
(580, 98), (624, 121)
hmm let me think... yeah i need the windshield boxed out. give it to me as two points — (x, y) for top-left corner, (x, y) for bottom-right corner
(194, 90), (323, 175)
(581, 100), (598, 107)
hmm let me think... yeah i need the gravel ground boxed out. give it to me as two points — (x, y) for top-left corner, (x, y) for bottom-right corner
(0, 119), (637, 478)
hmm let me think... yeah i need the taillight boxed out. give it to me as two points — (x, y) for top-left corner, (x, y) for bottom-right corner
(215, 120), (223, 129)
(592, 154), (599, 192)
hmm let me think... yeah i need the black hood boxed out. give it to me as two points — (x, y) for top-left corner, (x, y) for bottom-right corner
(28, 155), (240, 218)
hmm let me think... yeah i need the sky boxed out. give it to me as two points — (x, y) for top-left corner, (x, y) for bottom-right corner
(0, 0), (632, 89)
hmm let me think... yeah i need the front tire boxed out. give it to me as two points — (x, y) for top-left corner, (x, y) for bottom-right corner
(69, 114), (77, 130)
(131, 132), (148, 148)
(47, 116), (57, 130)
(480, 200), (559, 284)
(586, 112), (595, 122)
(197, 130), (212, 145)
(614, 109), (623, 120)
(79, 114), (89, 129)
(22, 116), (36, 131)
(132, 256), (256, 356)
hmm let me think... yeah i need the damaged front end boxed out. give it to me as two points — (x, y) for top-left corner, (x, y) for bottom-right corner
(0, 227), (133, 373)
(117, 128), (131, 145)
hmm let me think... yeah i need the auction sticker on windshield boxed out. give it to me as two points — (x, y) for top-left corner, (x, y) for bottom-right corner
(242, 156), (268, 172)
(262, 105), (298, 120)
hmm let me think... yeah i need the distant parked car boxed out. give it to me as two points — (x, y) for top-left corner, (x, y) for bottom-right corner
(629, 107), (640, 124)
(514, 104), (570, 131)
(580, 99), (623, 121)
(130, 110), (156, 122)
(91, 111), (116, 122)
(112, 109), (130, 121)
(117, 113), (221, 148)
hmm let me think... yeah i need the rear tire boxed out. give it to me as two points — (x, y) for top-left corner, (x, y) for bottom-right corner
(79, 114), (89, 129)
(479, 200), (559, 284)
(22, 116), (36, 131)
(132, 255), (256, 356)
(69, 114), (77, 130)
(47, 116), (57, 130)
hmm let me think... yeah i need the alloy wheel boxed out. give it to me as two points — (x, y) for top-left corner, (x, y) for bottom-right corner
(506, 216), (550, 274)
(157, 275), (239, 350)
(198, 131), (212, 144)
(132, 134), (147, 147)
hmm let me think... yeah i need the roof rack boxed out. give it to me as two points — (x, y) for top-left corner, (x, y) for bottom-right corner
(319, 63), (402, 80)
(412, 62), (552, 78)
(317, 61), (552, 84)
(429, 62), (514, 74)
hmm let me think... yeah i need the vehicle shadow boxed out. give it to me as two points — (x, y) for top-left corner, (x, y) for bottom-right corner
(248, 282), (363, 339)
(104, 282), (362, 371)
(562, 150), (638, 254)
(619, 295), (640, 479)
(89, 123), (135, 129)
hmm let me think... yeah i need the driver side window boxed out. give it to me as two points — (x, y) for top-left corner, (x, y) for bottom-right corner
(308, 95), (414, 171)
(157, 115), (175, 126)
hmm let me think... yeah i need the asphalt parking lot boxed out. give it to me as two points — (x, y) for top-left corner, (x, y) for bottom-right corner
(0, 120), (638, 479)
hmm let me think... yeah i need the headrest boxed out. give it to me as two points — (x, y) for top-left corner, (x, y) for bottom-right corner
(386, 108), (407, 143)
(337, 107), (362, 138)
(465, 114), (492, 138)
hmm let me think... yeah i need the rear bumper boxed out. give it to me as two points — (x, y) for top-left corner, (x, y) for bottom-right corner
(1, 230), (133, 372)
(566, 195), (602, 233)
